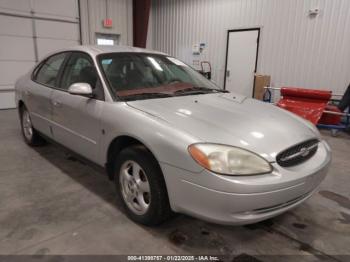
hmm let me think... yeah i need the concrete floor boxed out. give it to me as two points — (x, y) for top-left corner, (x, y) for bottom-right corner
(0, 109), (350, 261)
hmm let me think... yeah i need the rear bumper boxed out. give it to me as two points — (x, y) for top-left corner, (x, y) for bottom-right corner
(161, 140), (331, 225)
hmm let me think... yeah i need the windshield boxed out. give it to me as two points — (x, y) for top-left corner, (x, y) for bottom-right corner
(98, 52), (225, 101)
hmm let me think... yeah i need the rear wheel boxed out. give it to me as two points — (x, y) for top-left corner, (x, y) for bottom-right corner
(20, 106), (45, 146)
(114, 145), (172, 226)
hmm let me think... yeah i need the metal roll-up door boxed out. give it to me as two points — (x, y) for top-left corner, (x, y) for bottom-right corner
(0, 0), (81, 109)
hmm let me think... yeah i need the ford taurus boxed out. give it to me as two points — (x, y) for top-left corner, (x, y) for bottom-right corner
(15, 46), (331, 226)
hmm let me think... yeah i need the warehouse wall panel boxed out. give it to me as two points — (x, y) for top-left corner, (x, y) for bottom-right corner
(148, 0), (350, 95)
(0, 0), (31, 13)
(0, 61), (34, 86)
(37, 39), (79, 59)
(35, 20), (80, 40)
(32, 0), (79, 19)
(0, 36), (35, 61)
(0, 16), (32, 36)
(0, 92), (16, 109)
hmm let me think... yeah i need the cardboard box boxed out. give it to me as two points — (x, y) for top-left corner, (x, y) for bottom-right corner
(254, 74), (271, 100)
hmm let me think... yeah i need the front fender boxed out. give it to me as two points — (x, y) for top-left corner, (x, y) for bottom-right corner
(100, 102), (204, 173)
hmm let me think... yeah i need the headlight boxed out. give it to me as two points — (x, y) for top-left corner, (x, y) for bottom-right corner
(188, 143), (272, 175)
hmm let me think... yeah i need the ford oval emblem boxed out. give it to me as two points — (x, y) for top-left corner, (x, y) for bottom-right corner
(299, 147), (310, 157)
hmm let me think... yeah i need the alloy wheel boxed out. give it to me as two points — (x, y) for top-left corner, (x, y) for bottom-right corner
(22, 110), (33, 141)
(119, 160), (151, 215)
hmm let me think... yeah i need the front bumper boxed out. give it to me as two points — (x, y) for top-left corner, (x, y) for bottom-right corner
(161, 140), (331, 225)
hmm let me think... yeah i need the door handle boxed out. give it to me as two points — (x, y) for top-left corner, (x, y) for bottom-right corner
(24, 90), (31, 97)
(52, 100), (62, 107)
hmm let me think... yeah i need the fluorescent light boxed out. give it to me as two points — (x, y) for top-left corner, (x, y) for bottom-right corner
(97, 38), (114, 46)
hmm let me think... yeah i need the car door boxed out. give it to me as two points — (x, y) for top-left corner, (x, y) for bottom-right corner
(27, 52), (69, 137)
(51, 52), (104, 162)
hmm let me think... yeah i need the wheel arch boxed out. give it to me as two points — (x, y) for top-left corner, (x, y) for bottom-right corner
(17, 100), (26, 118)
(18, 100), (25, 110)
(105, 135), (162, 181)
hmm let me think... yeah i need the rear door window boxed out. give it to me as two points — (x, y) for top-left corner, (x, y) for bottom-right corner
(34, 53), (67, 87)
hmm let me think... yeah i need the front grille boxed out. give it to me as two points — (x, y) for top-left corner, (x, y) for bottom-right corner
(277, 139), (319, 167)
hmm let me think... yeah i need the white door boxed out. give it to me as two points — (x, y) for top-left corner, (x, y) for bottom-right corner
(225, 29), (259, 97)
(0, 0), (80, 109)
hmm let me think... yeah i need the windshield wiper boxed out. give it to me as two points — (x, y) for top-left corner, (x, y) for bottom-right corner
(174, 87), (228, 96)
(120, 92), (174, 101)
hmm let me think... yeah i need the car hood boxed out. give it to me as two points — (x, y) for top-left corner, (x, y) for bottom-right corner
(127, 93), (318, 162)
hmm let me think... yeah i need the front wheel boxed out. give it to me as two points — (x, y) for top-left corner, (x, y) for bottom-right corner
(114, 145), (172, 226)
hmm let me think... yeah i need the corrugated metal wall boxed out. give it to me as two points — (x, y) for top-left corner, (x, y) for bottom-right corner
(79, 0), (133, 45)
(148, 0), (350, 94)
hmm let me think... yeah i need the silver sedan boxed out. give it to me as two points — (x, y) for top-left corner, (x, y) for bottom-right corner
(15, 45), (331, 226)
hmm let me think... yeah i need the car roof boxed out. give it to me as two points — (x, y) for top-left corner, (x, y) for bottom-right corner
(49, 45), (168, 58)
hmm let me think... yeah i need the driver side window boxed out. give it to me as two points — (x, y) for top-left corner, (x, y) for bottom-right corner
(60, 52), (104, 100)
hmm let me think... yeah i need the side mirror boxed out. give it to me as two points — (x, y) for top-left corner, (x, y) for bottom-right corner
(68, 83), (94, 98)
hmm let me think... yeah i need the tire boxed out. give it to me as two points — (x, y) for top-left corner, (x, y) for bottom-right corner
(20, 106), (45, 146)
(114, 145), (172, 226)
